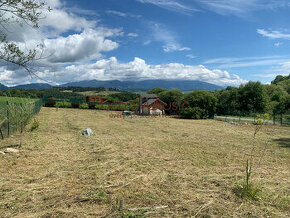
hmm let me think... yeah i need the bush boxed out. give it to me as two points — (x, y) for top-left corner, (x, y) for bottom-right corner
(79, 103), (89, 109)
(30, 119), (40, 132)
(233, 183), (261, 201)
(180, 107), (207, 119)
(55, 101), (71, 108)
(180, 90), (217, 119)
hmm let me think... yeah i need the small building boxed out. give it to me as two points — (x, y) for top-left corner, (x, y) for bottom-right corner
(139, 94), (166, 115)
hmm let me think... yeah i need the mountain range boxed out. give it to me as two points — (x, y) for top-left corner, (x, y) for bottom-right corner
(0, 80), (223, 92)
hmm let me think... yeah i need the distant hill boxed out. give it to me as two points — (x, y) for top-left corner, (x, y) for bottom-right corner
(12, 83), (53, 90)
(59, 79), (223, 91)
(0, 80), (223, 92)
(0, 83), (8, 90)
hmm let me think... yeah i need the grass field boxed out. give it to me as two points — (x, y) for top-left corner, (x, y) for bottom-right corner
(0, 108), (289, 217)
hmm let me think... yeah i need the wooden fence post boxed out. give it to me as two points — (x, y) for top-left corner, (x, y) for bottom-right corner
(6, 101), (10, 136)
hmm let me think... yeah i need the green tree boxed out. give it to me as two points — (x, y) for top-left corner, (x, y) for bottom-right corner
(274, 94), (290, 114)
(108, 92), (138, 102)
(158, 89), (183, 114)
(180, 90), (217, 119)
(146, 88), (167, 95)
(238, 81), (267, 115)
(215, 87), (240, 115)
(271, 74), (289, 85)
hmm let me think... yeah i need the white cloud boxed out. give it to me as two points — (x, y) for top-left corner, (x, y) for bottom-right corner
(2, 57), (246, 87)
(0, 0), (122, 66)
(136, 0), (198, 15)
(128, 33), (139, 37)
(41, 28), (121, 63)
(196, 0), (289, 16)
(105, 10), (142, 18)
(199, 0), (290, 16)
(41, 8), (96, 36)
(257, 29), (290, 40)
(186, 54), (197, 59)
(106, 10), (127, 17)
(270, 61), (290, 74)
(137, 0), (290, 16)
(204, 56), (290, 68)
(274, 42), (283, 47)
(148, 23), (190, 52)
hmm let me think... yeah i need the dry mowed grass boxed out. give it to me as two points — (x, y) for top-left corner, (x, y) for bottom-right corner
(0, 108), (289, 217)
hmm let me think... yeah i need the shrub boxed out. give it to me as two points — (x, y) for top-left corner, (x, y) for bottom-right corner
(233, 183), (261, 201)
(30, 119), (39, 132)
(79, 103), (89, 109)
(7, 100), (35, 146)
(180, 90), (217, 119)
(55, 101), (71, 108)
(180, 107), (206, 119)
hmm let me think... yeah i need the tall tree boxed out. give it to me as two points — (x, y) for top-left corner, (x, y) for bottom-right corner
(238, 81), (266, 115)
(158, 89), (183, 114)
(180, 90), (217, 119)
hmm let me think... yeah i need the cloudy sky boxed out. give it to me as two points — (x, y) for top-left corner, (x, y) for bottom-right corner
(1, 0), (290, 86)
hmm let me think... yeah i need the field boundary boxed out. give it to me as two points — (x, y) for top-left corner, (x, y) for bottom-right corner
(0, 99), (43, 138)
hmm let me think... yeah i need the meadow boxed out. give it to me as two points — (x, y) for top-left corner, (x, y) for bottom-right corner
(0, 107), (289, 217)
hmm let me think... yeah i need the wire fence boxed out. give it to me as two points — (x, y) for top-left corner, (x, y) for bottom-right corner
(0, 99), (42, 139)
(215, 114), (290, 126)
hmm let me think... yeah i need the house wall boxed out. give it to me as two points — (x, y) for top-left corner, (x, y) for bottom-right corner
(150, 108), (163, 115)
(142, 101), (165, 115)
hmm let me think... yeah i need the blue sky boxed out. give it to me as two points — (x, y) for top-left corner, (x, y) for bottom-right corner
(1, 0), (290, 86)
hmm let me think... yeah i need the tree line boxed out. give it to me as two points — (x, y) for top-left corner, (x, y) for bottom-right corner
(1, 75), (289, 119)
(147, 75), (290, 119)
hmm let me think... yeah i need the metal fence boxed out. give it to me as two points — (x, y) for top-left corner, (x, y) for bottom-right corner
(0, 99), (42, 139)
(215, 114), (290, 126)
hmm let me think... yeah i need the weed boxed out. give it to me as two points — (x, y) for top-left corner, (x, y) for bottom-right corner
(29, 119), (39, 132)
(77, 188), (109, 204)
(234, 182), (261, 201)
(235, 113), (270, 201)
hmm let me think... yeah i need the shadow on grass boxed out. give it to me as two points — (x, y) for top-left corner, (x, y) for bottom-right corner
(273, 138), (290, 148)
(0, 144), (20, 150)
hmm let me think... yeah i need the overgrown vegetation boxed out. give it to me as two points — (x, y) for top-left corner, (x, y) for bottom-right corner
(6, 98), (38, 146)
(234, 114), (270, 200)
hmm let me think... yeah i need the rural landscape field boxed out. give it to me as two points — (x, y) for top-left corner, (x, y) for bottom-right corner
(1, 0), (290, 217)
(0, 108), (289, 217)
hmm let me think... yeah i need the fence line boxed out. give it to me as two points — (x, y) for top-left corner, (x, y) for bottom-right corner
(0, 99), (43, 139)
(215, 114), (290, 126)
